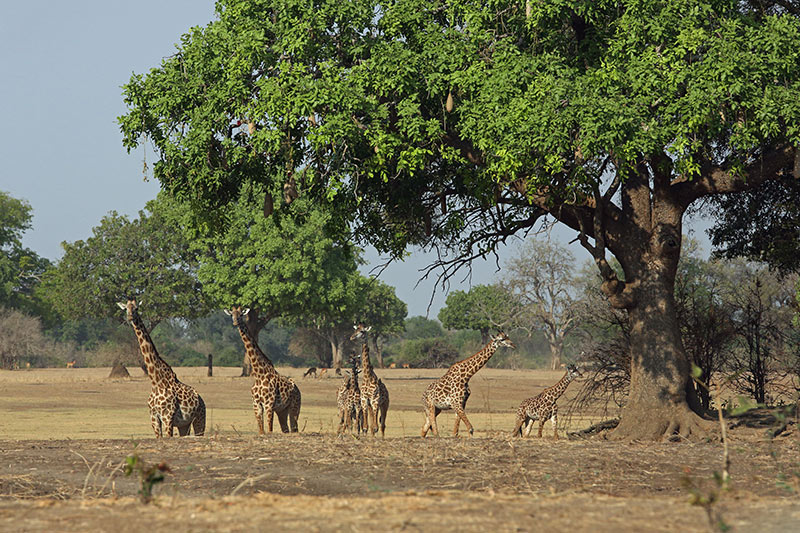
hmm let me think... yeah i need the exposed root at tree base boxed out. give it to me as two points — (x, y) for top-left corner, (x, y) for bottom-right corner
(609, 407), (716, 442)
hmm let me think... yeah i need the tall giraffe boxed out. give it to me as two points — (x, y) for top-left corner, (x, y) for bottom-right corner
(225, 306), (301, 434)
(117, 299), (205, 437)
(511, 364), (582, 439)
(421, 331), (515, 438)
(337, 353), (364, 435)
(350, 324), (389, 437)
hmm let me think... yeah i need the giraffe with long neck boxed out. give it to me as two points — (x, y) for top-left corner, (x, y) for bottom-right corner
(512, 364), (582, 439)
(117, 299), (205, 437)
(225, 306), (301, 434)
(421, 331), (515, 438)
(337, 353), (363, 435)
(350, 324), (389, 437)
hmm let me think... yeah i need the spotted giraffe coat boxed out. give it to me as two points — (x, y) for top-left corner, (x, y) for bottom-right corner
(421, 331), (515, 437)
(226, 307), (301, 434)
(511, 364), (582, 439)
(119, 299), (205, 437)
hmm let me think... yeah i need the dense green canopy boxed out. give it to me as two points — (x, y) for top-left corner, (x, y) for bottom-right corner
(120, 0), (800, 440)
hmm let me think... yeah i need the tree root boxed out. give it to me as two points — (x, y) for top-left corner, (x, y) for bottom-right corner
(609, 406), (716, 442)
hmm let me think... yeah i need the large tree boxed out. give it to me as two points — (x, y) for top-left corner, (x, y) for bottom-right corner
(0, 191), (50, 313)
(40, 198), (209, 330)
(438, 284), (515, 344)
(355, 278), (407, 367)
(168, 187), (362, 370)
(502, 238), (583, 370)
(120, 0), (800, 440)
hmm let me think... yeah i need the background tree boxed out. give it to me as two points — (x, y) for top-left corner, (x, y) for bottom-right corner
(40, 198), (209, 331)
(0, 308), (70, 369)
(120, 0), (800, 440)
(172, 187), (361, 372)
(355, 279), (407, 367)
(674, 242), (736, 411)
(501, 239), (582, 370)
(0, 191), (50, 314)
(438, 284), (516, 344)
(723, 261), (796, 405)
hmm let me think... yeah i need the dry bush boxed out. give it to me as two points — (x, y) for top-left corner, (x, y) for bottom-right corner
(82, 339), (140, 368)
(0, 307), (74, 368)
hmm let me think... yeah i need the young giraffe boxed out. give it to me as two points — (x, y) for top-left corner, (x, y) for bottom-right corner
(337, 353), (364, 435)
(117, 299), (205, 437)
(225, 306), (301, 434)
(350, 324), (389, 437)
(511, 364), (583, 439)
(421, 331), (515, 438)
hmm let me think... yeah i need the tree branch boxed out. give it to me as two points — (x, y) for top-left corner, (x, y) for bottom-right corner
(672, 145), (797, 207)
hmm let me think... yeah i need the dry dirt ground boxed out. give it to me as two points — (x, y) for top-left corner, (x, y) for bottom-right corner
(1, 367), (799, 532)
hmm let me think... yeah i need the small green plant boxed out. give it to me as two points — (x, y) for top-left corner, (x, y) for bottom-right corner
(681, 472), (730, 532)
(123, 447), (171, 503)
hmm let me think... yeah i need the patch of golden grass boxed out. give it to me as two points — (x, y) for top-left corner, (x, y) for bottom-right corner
(1, 367), (594, 440)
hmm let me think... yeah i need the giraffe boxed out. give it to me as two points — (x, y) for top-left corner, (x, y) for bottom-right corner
(117, 299), (205, 437)
(350, 324), (389, 437)
(421, 331), (515, 438)
(337, 353), (364, 435)
(224, 306), (301, 434)
(511, 364), (583, 439)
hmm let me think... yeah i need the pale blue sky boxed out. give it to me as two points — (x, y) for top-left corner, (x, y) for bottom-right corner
(0, 1), (711, 317)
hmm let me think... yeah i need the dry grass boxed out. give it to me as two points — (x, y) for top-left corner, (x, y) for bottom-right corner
(0, 367), (594, 439)
(2, 367), (799, 532)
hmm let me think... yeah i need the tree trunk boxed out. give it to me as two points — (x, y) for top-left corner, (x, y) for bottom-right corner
(369, 335), (383, 368)
(329, 335), (344, 369)
(611, 276), (710, 440)
(549, 338), (563, 371)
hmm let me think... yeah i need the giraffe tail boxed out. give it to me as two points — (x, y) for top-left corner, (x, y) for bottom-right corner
(193, 396), (206, 436)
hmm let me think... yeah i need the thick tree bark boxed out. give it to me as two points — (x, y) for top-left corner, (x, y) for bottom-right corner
(611, 275), (710, 440)
(548, 338), (563, 371)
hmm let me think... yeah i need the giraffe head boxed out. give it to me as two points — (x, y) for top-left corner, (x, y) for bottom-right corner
(116, 298), (142, 323)
(490, 331), (516, 349)
(566, 364), (583, 380)
(350, 323), (372, 341)
(224, 306), (250, 328)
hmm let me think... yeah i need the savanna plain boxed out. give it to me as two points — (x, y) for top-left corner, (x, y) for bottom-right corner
(1, 366), (798, 532)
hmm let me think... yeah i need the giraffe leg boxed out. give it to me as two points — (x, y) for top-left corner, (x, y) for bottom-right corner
(511, 416), (525, 437)
(277, 410), (290, 433)
(523, 418), (535, 438)
(552, 408), (559, 440)
(537, 419), (545, 438)
(369, 405), (379, 436)
(421, 403), (436, 437)
(254, 403), (265, 435)
(454, 406), (474, 437)
(265, 406), (275, 433)
(192, 400), (206, 436)
(290, 391), (301, 433)
(151, 411), (162, 438)
(379, 402), (388, 438)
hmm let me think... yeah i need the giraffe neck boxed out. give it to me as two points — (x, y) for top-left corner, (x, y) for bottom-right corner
(544, 371), (575, 401)
(453, 341), (498, 382)
(235, 324), (276, 377)
(350, 359), (360, 393)
(129, 314), (176, 385)
(360, 340), (377, 383)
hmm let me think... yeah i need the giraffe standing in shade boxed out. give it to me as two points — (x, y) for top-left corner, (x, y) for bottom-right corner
(337, 353), (364, 435)
(117, 299), (205, 437)
(421, 331), (515, 438)
(350, 324), (389, 437)
(512, 364), (582, 439)
(225, 306), (301, 434)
